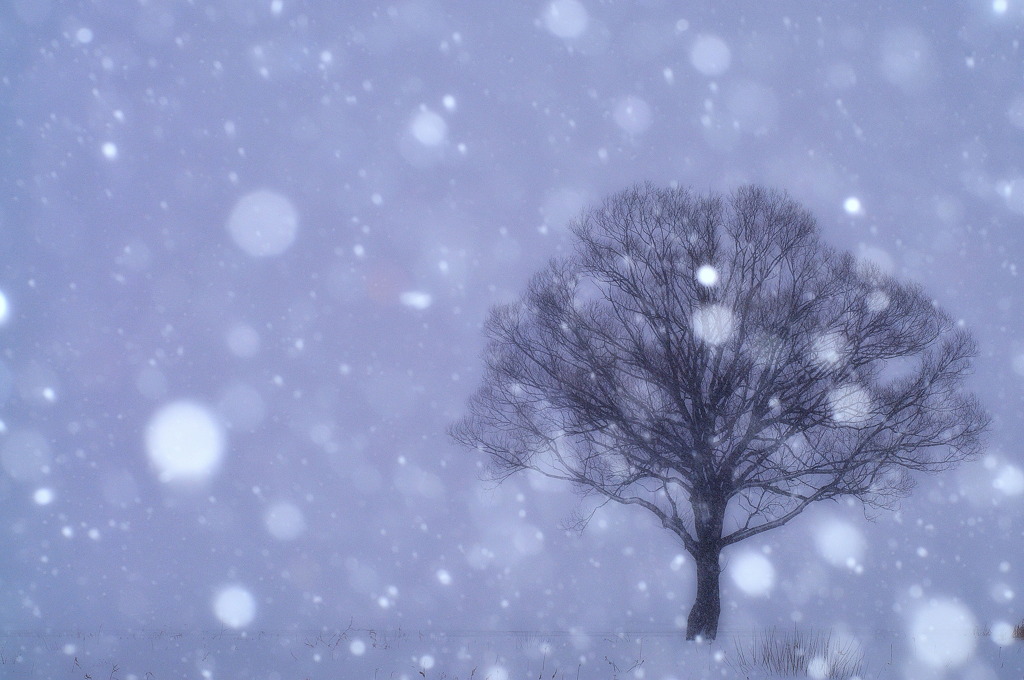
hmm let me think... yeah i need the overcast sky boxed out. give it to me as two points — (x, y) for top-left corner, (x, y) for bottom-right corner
(1, 0), (1023, 675)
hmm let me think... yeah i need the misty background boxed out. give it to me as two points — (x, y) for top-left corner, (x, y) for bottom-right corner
(0, 0), (1022, 670)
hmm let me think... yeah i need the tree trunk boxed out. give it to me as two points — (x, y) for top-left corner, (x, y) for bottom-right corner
(685, 546), (722, 640)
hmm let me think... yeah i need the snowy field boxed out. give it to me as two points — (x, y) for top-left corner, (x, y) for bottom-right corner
(1, 625), (1022, 679)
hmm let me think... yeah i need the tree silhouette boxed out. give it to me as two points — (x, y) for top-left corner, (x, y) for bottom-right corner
(450, 185), (988, 640)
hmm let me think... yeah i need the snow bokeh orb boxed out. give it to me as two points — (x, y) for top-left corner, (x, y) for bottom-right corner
(612, 96), (651, 135)
(829, 384), (873, 425)
(0, 289), (9, 325)
(33, 487), (55, 505)
(264, 501), (306, 540)
(400, 291), (433, 310)
(1006, 178), (1024, 215)
(909, 599), (976, 668)
(690, 34), (731, 76)
(812, 332), (846, 365)
(484, 666), (509, 680)
(410, 108), (447, 146)
(146, 401), (225, 483)
(814, 519), (866, 569)
(866, 289), (890, 313)
(542, 0), (588, 39)
(213, 585), (256, 628)
(993, 464), (1024, 495)
(991, 621), (1015, 646)
(880, 28), (934, 91)
(696, 265), (719, 287)
(843, 196), (863, 215)
(226, 324), (261, 358)
(692, 305), (736, 345)
(226, 189), (299, 257)
(807, 657), (830, 680)
(729, 552), (775, 596)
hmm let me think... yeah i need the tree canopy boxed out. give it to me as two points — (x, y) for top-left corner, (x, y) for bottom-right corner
(451, 184), (988, 639)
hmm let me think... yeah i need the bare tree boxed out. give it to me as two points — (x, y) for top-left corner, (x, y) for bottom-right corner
(450, 185), (988, 641)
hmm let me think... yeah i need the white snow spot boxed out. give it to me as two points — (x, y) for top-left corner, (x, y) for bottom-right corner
(1001, 177), (1024, 215)
(419, 655), (435, 670)
(1, 431), (52, 482)
(226, 190), (299, 257)
(989, 582), (1014, 603)
(993, 0), (1009, 14)
(695, 265), (719, 287)
(33, 487), (55, 505)
(843, 196), (863, 215)
(213, 585), (256, 628)
(264, 501), (306, 540)
(1008, 96), (1024, 131)
(807, 657), (830, 680)
(812, 332), (846, 366)
(670, 554), (686, 571)
(1013, 353), (1024, 377)
(442, 94), (457, 111)
(866, 289), (890, 313)
(991, 621), (1015, 645)
(399, 291), (432, 310)
(690, 34), (731, 76)
(484, 666), (509, 680)
(101, 142), (118, 160)
(349, 639), (366, 655)
(909, 599), (976, 668)
(993, 464), (1024, 495)
(692, 304), (736, 345)
(76, 27), (93, 43)
(0, 289), (9, 325)
(410, 108), (447, 146)
(814, 519), (866, 569)
(542, 0), (588, 39)
(226, 323), (261, 358)
(729, 552), (775, 596)
(145, 401), (225, 483)
(829, 384), (873, 425)
(879, 28), (934, 92)
(436, 569), (452, 585)
(612, 96), (651, 135)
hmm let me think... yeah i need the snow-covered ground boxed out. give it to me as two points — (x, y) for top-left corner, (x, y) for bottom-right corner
(2, 625), (1022, 679)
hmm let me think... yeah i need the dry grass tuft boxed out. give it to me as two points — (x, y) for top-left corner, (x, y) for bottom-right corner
(728, 627), (864, 679)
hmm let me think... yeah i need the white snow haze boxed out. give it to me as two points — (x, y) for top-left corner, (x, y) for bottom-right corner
(0, 1), (1021, 678)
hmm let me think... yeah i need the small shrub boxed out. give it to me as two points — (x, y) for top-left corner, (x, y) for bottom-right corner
(729, 628), (864, 680)
(1014, 621), (1024, 640)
